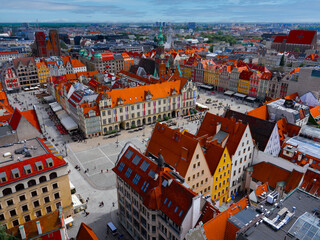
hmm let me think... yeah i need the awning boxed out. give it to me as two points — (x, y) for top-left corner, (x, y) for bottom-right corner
(72, 194), (83, 207)
(43, 96), (55, 103)
(234, 93), (247, 98)
(224, 90), (235, 96)
(246, 97), (256, 101)
(64, 217), (74, 225)
(49, 102), (62, 112)
(61, 116), (78, 131)
(196, 102), (209, 109)
(200, 85), (213, 90)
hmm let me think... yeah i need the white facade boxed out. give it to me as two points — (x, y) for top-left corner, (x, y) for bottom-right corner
(263, 124), (281, 156)
(229, 125), (254, 196)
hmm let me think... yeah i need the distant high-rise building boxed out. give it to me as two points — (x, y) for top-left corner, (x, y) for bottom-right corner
(188, 22), (196, 30)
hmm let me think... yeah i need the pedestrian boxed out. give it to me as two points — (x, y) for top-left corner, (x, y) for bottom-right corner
(107, 169), (109, 173)
(86, 168), (89, 172)
(112, 202), (115, 207)
(101, 169), (103, 173)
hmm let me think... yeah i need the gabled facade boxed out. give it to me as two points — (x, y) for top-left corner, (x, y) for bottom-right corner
(146, 122), (213, 197)
(3, 68), (19, 91)
(36, 62), (51, 86)
(197, 113), (255, 196)
(13, 57), (39, 89)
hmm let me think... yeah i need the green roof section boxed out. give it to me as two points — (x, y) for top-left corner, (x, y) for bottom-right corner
(158, 26), (164, 46)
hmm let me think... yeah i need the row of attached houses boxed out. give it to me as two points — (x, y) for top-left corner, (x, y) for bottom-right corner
(2, 56), (87, 91)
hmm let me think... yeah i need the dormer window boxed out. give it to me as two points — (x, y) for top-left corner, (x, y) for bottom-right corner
(11, 168), (20, 179)
(45, 158), (54, 168)
(0, 172), (7, 183)
(23, 164), (32, 174)
(35, 161), (43, 171)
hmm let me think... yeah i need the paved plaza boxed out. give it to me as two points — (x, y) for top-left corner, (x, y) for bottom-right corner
(5, 88), (257, 239)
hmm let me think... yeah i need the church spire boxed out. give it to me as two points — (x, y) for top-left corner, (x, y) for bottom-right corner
(158, 26), (164, 46)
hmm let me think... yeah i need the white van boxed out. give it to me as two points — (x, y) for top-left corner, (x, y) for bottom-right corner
(107, 222), (118, 236)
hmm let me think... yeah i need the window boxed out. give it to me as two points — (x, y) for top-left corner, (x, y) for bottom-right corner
(118, 162), (125, 172)
(132, 155), (141, 165)
(31, 191), (37, 197)
(12, 220), (19, 227)
(19, 195), (26, 202)
(240, 158), (242, 164)
(238, 168), (241, 173)
(125, 149), (133, 159)
(52, 183), (58, 189)
(202, 170), (204, 175)
(193, 164), (196, 169)
(42, 187), (48, 193)
(7, 199), (14, 206)
(46, 206), (52, 213)
(205, 178), (208, 183)
(208, 186), (210, 191)
(132, 174), (141, 185)
(125, 168), (132, 178)
(140, 161), (150, 172)
(187, 177), (190, 182)
(0, 214), (4, 221)
(33, 200), (40, 208)
(235, 161), (237, 166)
(216, 177), (218, 181)
(196, 183), (199, 188)
(193, 175), (195, 179)
(44, 196), (50, 203)
(197, 172), (199, 177)
(201, 180), (203, 185)
(36, 210), (42, 217)
(10, 210), (17, 217)
(56, 202), (61, 209)
(196, 154), (199, 159)
(54, 193), (60, 199)
(233, 171), (236, 176)
(24, 215), (31, 222)
(243, 148), (246, 153)
(22, 205), (28, 212)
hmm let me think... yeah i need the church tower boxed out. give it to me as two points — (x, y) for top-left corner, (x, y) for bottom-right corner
(157, 26), (166, 79)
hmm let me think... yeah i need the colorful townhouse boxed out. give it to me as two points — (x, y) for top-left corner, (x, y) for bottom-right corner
(36, 62), (51, 87)
(238, 70), (252, 95)
(3, 68), (19, 91)
(197, 113), (255, 197)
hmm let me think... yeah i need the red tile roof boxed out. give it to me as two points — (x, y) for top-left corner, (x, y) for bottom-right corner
(273, 35), (287, 43)
(203, 197), (249, 240)
(300, 170), (320, 196)
(13, 57), (35, 69)
(255, 183), (268, 197)
(76, 223), (99, 240)
(6, 209), (63, 239)
(252, 162), (303, 192)
(0, 50), (18, 55)
(9, 108), (41, 133)
(146, 122), (198, 177)
(197, 113), (247, 156)
(0, 152), (67, 187)
(113, 145), (197, 226)
(286, 30), (316, 45)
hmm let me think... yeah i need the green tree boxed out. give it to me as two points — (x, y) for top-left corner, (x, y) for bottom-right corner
(280, 54), (285, 66)
(0, 226), (18, 240)
(209, 45), (214, 52)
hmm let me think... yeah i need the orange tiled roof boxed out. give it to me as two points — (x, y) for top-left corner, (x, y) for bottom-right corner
(310, 104), (320, 121)
(105, 79), (186, 107)
(290, 67), (301, 75)
(203, 197), (249, 240)
(252, 162), (303, 192)
(248, 105), (269, 120)
(76, 223), (99, 240)
(146, 122), (198, 177)
(300, 170), (320, 196)
(72, 58), (86, 68)
(255, 183), (268, 197)
(21, 109), (42, 133)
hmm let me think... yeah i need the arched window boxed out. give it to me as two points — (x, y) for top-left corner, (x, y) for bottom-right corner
(3, 188), (12, 196)
(49, 172), (57, 180)
(39, 176), (47, 183)
(15, 184), (24, 192)
(27, 179), (36, 188)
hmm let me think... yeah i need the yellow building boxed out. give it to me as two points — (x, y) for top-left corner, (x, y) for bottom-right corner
(0, 138), (73, 229)
(213, 68), (220, 87)
(206, 144), (232, 206)
(36, 62), (51, 86)
(204, 67), (215, 85)
(238, 79), (250, 95)
(181, 65), (192, 79)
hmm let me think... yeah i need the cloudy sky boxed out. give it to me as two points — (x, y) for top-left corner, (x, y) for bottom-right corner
(0, 0), (319, 23)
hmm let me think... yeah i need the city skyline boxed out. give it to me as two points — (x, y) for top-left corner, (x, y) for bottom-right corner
(0, 0), (320, 23)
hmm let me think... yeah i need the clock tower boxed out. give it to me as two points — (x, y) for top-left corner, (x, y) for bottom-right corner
(156, 26), (166, 79)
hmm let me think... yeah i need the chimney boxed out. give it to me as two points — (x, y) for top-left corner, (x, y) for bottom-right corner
(36, 221), (42, 235)
(19, 225), (26, 240)
(216, 122), (221, 133)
